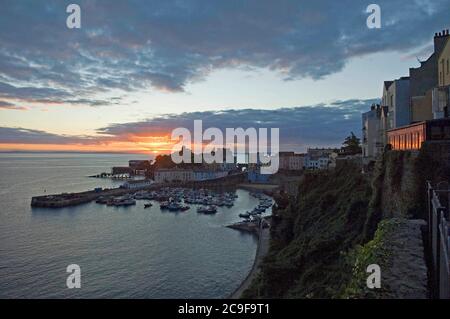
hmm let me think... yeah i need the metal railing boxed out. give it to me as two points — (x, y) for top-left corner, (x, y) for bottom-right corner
(427, 181), (450, 299)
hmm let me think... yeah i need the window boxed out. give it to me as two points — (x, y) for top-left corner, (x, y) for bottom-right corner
(413, 132), (417, 149)
(447, 59), (449, 75)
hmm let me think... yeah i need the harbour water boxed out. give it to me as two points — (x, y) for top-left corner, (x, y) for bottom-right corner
(0, 153), (268, 298)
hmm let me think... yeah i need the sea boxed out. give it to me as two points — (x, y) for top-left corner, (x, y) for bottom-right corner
(0, 152), (267, 298)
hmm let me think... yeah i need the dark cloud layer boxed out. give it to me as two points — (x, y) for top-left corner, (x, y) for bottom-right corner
(98, 99), (377, 150)
(0, 0), (448, 106)
(0, 99), (377, 151)
(0, 127), (97, 145)
(0, 100), (27, 110)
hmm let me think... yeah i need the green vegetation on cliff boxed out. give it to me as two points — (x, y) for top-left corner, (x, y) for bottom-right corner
(341, 218), (399, 298)
(243, 146), (450, 299)
(243, 162), (372, 298)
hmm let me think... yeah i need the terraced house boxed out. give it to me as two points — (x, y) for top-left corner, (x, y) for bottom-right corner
(362, 29), (450, 160)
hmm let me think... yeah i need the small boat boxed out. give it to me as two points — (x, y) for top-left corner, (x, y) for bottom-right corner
(96, 196), (109, 204)
(259, 199), (272, 208)
(248, 210), (259, 216)
(113, 198), (136, 206)
(144, 202), (152, 208)
(167, 203), (178, 211)
(239, 212), (250, 218)
(204, 205), (217, 214)
(120, 199), (136, 206)
(224, 200), (234, 207)
(197, 205), (217, 214)
(255, 206), (266, 212)
(160, 201), (170, 209)
(197, 206), (207, 213)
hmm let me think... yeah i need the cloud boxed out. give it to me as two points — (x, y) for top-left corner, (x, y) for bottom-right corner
(97, 98), (378, 151)
(0, 98), (377, 151)
(0, 0), (448, 105)
(0, 100), (27, 110)
(0, 127), (98, 145)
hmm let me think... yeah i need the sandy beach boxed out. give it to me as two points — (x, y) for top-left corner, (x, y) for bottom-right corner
(230, 223), (271, 299)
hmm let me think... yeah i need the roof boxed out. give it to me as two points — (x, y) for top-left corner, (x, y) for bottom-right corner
(409, 52), (435, 71)
(386, 121), (426, 133)
(384, 81), (393, 90)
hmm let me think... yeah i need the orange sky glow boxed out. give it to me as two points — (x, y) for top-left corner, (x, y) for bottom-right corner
(0, 136), (250, 155)
(0, 136), (177, 154)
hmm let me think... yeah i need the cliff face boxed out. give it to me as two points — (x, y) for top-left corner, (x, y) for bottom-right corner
(243, 146), (450, 299)
(373, 144), (450, 222)
(243, 162), (373, 298)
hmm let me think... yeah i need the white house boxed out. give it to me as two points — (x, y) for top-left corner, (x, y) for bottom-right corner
(305, 156), (330, 170)
(304, 148), (333, 170)
(362, 104), (382, 160)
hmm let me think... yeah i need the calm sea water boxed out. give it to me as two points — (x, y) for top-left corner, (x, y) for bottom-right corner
(0, 153), (264, 298)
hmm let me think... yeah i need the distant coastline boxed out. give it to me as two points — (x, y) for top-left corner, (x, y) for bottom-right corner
(0, 150), (152, 155)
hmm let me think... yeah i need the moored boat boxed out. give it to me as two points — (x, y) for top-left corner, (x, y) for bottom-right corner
(160, 201), (170, 209)
(239, 212), (250, 218)
(197, 205), (217, 214)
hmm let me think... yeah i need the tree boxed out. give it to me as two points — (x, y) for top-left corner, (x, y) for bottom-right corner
(342, 132), (362, 155)
(153, 154), (176, 169)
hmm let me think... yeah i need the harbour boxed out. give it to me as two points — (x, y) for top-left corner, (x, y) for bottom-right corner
(32, 182), (275, 230)
(0, 153), (269, 298)
(30, 172), (247, 208)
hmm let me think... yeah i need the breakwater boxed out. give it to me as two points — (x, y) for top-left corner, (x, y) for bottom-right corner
(32, 186), (146, 208)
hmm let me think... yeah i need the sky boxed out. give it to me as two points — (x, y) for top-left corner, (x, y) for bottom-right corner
(0, 0), (449, 153)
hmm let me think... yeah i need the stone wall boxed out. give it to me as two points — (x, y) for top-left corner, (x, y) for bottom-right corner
(381, 219), (428, 298)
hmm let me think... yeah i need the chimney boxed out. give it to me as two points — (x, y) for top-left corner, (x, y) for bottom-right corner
(434, 28), (450, 55)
